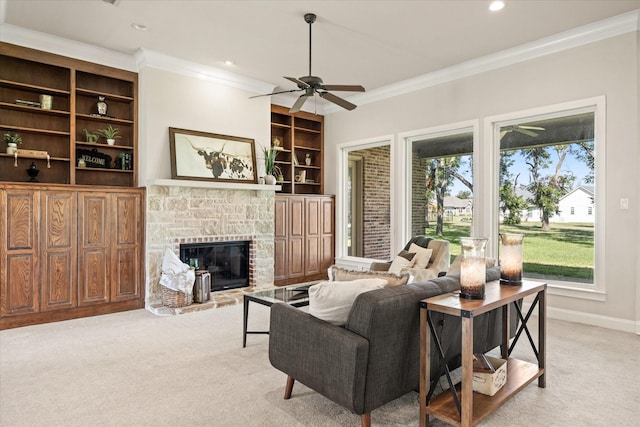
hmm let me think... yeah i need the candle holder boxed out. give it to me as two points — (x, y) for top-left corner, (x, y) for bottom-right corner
(500, 233), (524, 285)
(459, 237), (488, 300)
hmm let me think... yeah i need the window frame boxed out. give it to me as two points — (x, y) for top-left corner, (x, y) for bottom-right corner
(335, 135), (396, 267)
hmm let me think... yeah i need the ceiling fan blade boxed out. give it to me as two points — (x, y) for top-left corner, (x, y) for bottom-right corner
(500, 130), (508, 139)
(515, 128), (539, 137)
(519, 125), (546, 131)
(290, 94), (311, 113)
(320, 84), (365, 92)
(249, 88), (301, 99)
(319, 91), (357, 111)
(284, 76), (309, 89)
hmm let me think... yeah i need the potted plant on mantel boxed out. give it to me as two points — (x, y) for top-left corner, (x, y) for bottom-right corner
(97, 124), (121, 145)
(262, 146), (278, 185)
(4, 131), (22, 154)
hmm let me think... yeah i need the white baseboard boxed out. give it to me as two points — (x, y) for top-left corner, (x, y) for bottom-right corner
(523, 302), (639, 335)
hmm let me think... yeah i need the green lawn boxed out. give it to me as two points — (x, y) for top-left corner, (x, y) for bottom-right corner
(426, 218), (594, 282)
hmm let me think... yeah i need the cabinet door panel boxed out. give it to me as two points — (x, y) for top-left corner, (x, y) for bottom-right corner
(288, 198), (305, 278)
(274, 197), (288, 282)
(2, 255), (38, 315)
(304, 197), (321, 276)
(288, 237), (305, 278)
(78, 193), (109, 306)
(111, 247), (139, 300)
(41, 191), (76, 311)
(321, 197), (335, 271)
(1, 191), (39, 316)
(110, 193), (142, 301)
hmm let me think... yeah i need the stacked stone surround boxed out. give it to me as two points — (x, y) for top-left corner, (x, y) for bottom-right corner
(145, 184), (275, 308)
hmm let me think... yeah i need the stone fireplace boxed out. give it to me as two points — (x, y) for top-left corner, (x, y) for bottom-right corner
(145, 181), (276, 311)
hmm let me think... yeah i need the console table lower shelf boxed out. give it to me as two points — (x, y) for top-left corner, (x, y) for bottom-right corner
(426, 358), (543, 425)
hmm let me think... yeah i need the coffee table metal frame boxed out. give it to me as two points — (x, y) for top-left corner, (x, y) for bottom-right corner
(419, 280), (546, 427)
(242, 284), (311, 348)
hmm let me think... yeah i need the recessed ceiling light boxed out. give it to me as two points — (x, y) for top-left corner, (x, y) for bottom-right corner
(489, 1), (505, 12)
(224, 60), (235, 66)
(131, 23), (149, 31)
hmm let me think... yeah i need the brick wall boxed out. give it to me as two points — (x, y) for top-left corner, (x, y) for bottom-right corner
(352, 146), (391, 260)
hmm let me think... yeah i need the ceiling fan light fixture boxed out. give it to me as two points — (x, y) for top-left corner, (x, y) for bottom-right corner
(489, 1), (505, 12)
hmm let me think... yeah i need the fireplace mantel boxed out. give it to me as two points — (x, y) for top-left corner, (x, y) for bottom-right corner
(151, 178), (281, 191)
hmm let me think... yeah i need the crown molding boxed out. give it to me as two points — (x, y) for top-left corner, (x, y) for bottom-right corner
(324, 9), (640, 115)
(0, 23), (137, 71)
(0, 23), (275, 94)
(134, 49), (275, 95)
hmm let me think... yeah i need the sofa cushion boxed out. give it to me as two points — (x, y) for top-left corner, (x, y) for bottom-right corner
(408, 243), (433, 269)
(308, 279), (387, 326)
(388, 250), (416, 274)
(329, 266), (411, 287)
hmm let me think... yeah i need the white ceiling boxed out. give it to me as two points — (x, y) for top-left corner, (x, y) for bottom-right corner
(2, 0), (640, 110)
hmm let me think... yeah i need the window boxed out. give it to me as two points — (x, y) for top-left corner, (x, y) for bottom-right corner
(404, 124), (476, 259)
(495, 100), (601, 290)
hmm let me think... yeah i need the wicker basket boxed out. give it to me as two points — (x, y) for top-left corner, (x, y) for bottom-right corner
(161, 285), (193, 308)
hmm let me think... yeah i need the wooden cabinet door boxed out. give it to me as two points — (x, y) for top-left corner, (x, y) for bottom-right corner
(304, 197), (321, 276)
(110, 192), (142, 302)
(0, 190), (40, 316)
(78, 192), (110, 306)
(288, 197), (305, 279)
(320, 196), (335, 272)
(273, 197), (288, 282)
(41, 191), (77, 311)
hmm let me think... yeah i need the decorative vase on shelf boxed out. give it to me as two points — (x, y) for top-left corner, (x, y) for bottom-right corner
(107, 138), (116, 146)
(264, 174), (277, 185)
(6, 143), (17, 155)
(27, 162), (39, 182)
(305, 154), (311, 166)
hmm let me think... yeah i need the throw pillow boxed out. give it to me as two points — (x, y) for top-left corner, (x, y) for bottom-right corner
(328, 266), (411, 287)
(308, 279), (387, 326)
(408, 243), (433, 269)
(388, 250), (416, 274)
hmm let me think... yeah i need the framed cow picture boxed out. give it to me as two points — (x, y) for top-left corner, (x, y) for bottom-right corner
(169, 127), (258, 184)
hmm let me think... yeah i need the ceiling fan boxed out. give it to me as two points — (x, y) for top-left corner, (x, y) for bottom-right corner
(250, 13), (365, 113)
(500, 124), (546, 139)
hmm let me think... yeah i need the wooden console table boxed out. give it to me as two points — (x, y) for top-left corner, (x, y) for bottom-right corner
(419, 280), (546, 426)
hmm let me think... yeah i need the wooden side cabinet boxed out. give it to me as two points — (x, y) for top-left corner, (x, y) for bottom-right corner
(0, 184), (145, 329)
(274, 194), (334, 286)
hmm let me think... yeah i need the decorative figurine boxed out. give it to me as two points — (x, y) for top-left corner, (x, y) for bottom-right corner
(97, 96), (108, 116)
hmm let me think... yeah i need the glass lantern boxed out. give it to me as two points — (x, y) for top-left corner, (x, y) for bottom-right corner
(459, 237), (488, 300)
(500, 233), (524, 285)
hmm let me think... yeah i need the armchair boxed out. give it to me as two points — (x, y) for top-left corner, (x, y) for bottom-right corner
(370, 236), (450, 282)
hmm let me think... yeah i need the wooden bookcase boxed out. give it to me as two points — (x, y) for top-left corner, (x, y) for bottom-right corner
(0, 42), (137, 187)
(270, 104), (323, 195)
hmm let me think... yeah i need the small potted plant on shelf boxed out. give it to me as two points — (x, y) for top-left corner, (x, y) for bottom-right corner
(273, 165), (284, 183)
(97, 124), (121, 145)
(262, 146), (278, 185)
(4, 131), (22, 154)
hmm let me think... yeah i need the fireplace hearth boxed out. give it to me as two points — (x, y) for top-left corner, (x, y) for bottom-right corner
(180, 241), (250, 292)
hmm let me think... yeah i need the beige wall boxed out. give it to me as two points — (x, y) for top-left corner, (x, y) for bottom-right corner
(138, 67), (272, 185)
(325, 33), (639, 330)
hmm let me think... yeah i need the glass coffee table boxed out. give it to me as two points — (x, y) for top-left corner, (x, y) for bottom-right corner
(242, 283), (312, 347)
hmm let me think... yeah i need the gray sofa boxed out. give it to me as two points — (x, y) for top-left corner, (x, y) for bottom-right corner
(269, 266), (514, 427)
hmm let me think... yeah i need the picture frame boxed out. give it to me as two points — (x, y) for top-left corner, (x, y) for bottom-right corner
(169, 127), (258, 183)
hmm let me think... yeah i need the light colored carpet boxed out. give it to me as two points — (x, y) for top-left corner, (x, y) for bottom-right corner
(1, 302), (638, 426)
